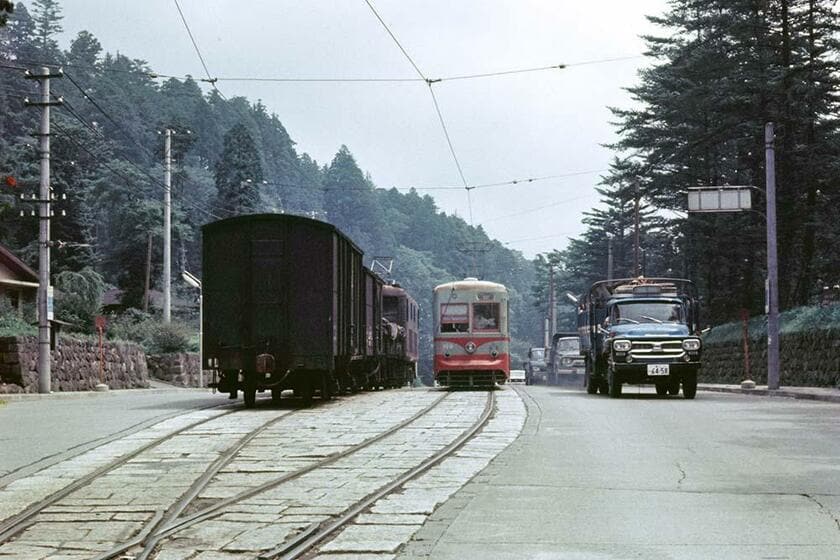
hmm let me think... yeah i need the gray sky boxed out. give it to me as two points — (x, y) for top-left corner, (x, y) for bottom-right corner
(57, 0), (668, 258)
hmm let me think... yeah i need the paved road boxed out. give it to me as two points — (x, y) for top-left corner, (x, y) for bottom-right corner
(400, 385), (840, 560)
(0, 389), (223, 482)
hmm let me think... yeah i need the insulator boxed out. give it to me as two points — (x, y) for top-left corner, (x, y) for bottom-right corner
(30, 210), (35, 216)
(61, 210), (66, 217)
(50, 210), (54, 217)
(62, 193), (67, 200)
(19, 210), (24, 217)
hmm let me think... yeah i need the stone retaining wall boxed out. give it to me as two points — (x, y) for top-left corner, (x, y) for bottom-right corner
(701, 330), (840, 387)
(0, 336), (149, 393)
(147, 352), (208, 387)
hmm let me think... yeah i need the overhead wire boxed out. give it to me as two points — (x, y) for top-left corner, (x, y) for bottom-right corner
(362, 0), (473, 224)
(171, 0), (227, 100)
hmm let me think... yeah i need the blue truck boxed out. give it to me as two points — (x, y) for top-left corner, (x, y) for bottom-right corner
(577, 278), (702, 399)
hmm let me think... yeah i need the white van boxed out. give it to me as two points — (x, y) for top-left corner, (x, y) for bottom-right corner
(509, 369), (526, 383)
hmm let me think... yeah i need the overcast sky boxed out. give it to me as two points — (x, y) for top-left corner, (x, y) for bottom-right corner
(56, 0), (669, 259)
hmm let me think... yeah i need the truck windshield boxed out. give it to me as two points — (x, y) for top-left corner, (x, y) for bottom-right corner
(611, 302), (685, 324)
(556, 338), (580, 353)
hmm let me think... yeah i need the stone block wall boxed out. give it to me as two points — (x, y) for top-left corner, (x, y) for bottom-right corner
(0, 336), (149, 393)
(147, 352), (208, 387)
(700, 330), (840, 387)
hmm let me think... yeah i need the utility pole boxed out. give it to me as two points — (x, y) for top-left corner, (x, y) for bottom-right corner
(163, 129), (172, 323)
(633, 179), (641, 277)
(607, 236), (614, 281)
(24, 66), (62, 394)
(548, 266), (556, 337)
(143, 232), (152, 313)
(765, 122), (780, 390)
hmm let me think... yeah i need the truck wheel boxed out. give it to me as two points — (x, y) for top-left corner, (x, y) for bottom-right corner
(668, 378), (680, 395)
(655, 383), (668, 396)
(586, 376), (598, 394)
(608, 369), (622, 398)
(683, 370), (698, 399)
(598, 379), (609, 395)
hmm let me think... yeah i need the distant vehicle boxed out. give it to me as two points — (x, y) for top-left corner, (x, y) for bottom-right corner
(548, 333), (585, 385)
(433, 278), (510, 387)
(202, 214), (418, 407)
(509, 369), (526, 383)
(577, 277), (702, 399)
(524, 346), (548, 385)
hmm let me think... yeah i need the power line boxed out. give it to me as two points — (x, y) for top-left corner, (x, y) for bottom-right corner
(171, 0), (227, 100)
(362, 0), (472, 226)
(503, 231), (580, 245)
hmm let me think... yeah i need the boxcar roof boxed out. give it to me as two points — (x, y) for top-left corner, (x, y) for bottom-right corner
(202, 213), (363, 255)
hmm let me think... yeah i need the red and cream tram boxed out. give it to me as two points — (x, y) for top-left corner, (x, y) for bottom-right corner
(433, 278), (510, 387)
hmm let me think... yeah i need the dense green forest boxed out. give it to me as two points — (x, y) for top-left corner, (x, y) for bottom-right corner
(534, 0), (840, 327)
(0, 1), (543, 378)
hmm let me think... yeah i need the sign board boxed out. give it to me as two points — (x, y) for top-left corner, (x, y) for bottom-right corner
(47, 285), (54, 321)
(687, 186), (752, 213)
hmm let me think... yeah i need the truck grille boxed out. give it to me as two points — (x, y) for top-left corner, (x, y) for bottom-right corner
(629, 340), (685, 360)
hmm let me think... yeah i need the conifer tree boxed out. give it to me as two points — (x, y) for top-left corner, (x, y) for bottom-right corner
(214, 123), (264, 217)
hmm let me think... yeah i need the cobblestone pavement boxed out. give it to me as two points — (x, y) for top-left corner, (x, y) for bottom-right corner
(0, 388), (526, 560)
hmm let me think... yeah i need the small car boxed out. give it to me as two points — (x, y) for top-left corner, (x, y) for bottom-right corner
(509, 369), (526, 383)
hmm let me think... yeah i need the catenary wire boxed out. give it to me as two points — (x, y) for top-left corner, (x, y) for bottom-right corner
(172, 0), (227, 100)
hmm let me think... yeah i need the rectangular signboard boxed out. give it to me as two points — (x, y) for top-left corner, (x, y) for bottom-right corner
(687, 186), (752, 212)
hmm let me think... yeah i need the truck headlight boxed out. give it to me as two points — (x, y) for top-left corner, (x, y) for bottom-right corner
(613, 340), (631, 352)
(682, 339), (701, 351)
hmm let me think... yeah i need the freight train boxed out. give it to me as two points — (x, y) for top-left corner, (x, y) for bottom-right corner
(433, 278), (510, 387)
(201, 214), (418, 407)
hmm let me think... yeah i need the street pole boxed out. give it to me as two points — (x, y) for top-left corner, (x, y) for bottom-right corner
(607, 236), (614, 281)
(163, 129), (172, 323)
(548, 266), (556, 337)
(633, 180), (641, 277)
(25, 66), (62, 394)
(765, 122), (780, 390)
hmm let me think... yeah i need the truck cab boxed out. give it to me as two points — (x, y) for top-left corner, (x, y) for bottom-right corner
(524, 346), (548, 385)
(578, 278), (702, 399)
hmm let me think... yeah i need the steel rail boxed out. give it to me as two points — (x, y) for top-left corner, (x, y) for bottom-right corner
(140, 391), (452, 555)
(92, 406), (304, 560)
(269, 389), (496, 560)
(0, 405), (241, 544)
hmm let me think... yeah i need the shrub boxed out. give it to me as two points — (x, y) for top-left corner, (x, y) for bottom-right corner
(0, 296), (36, 337)
(148, 321), (193, 354)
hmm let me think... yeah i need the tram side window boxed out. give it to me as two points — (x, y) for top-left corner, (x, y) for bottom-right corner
(440, 303), (469, 332)
(473, 303), (500, 331)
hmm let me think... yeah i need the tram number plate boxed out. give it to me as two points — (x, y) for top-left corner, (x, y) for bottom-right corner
(647, 364), (670, 376)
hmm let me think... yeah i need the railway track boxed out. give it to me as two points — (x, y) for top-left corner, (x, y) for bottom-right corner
(0, 389), (453, 559)
(0, 404), (238, 540)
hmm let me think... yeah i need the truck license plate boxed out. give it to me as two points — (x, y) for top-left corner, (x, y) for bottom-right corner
(647, 364), (670, 376)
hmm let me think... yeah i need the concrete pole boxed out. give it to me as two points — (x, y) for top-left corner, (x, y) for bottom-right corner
(607, 236), (614, 281)
(549, 266), (556, 336)
(163, 129), (172, 323)
(765, 122), (780, 390)
(37, 67), (51, 394)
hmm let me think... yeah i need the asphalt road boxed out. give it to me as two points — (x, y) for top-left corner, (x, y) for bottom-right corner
(399, 385), (840, 560)
(0, 389), (224, 483)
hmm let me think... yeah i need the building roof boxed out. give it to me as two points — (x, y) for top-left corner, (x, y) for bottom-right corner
(0, 242), (38, 283)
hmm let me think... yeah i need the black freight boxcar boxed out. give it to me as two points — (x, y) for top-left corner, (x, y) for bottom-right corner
(202, 214), (367, 406)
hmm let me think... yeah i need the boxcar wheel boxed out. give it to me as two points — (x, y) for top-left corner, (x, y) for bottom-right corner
(244, 387), (257, 408)
(271, 388), (283, 403)
(320, 374), (333, 401)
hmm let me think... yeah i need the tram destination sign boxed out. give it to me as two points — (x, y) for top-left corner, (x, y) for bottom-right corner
(687, 186), (752, 212)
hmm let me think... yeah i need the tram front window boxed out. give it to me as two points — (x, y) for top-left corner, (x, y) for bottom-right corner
(473, 303), (500, 332)
(440, 303), (469, 332)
